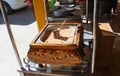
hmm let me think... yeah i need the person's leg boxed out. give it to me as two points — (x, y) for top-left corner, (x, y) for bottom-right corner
(106, 1), (113, 15)
(113, 0), (118, 13)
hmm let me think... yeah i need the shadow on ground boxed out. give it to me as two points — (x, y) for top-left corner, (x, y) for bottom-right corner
(0, 7), (36, 25)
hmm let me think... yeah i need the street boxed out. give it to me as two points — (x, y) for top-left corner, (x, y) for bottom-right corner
(0, 7), (35, 25)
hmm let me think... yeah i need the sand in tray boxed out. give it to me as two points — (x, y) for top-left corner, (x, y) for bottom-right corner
(45, 26), (76, 44)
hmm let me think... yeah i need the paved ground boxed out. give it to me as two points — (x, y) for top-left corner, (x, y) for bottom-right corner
(0, 7), (38, 76)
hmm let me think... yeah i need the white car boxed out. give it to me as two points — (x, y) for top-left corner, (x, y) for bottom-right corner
(3, 0), (27, 14)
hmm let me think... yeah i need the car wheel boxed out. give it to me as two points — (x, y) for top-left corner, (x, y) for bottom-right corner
(3, 2), (12, 15)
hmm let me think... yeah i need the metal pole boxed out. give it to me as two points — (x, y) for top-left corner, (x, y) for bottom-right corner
(91, 0), (98, 74)
(44, 0), (48, 23)
(0, 0), (23, 69)
(86, 0), (89, 23)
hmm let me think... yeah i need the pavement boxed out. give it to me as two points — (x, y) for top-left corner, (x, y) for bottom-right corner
(0, 22), (38, 76)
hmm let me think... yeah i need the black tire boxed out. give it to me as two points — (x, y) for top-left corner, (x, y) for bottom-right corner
(3, 2), (12, 15)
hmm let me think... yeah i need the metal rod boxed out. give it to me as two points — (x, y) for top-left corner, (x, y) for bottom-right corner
(86, 0), (89, 23)
(91, 0), (98, 74)
(44, 0), (48, 23)
(0, 0), (23, 69)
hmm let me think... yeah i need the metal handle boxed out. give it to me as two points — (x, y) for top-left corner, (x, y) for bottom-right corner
(59, 19), (66, 29)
